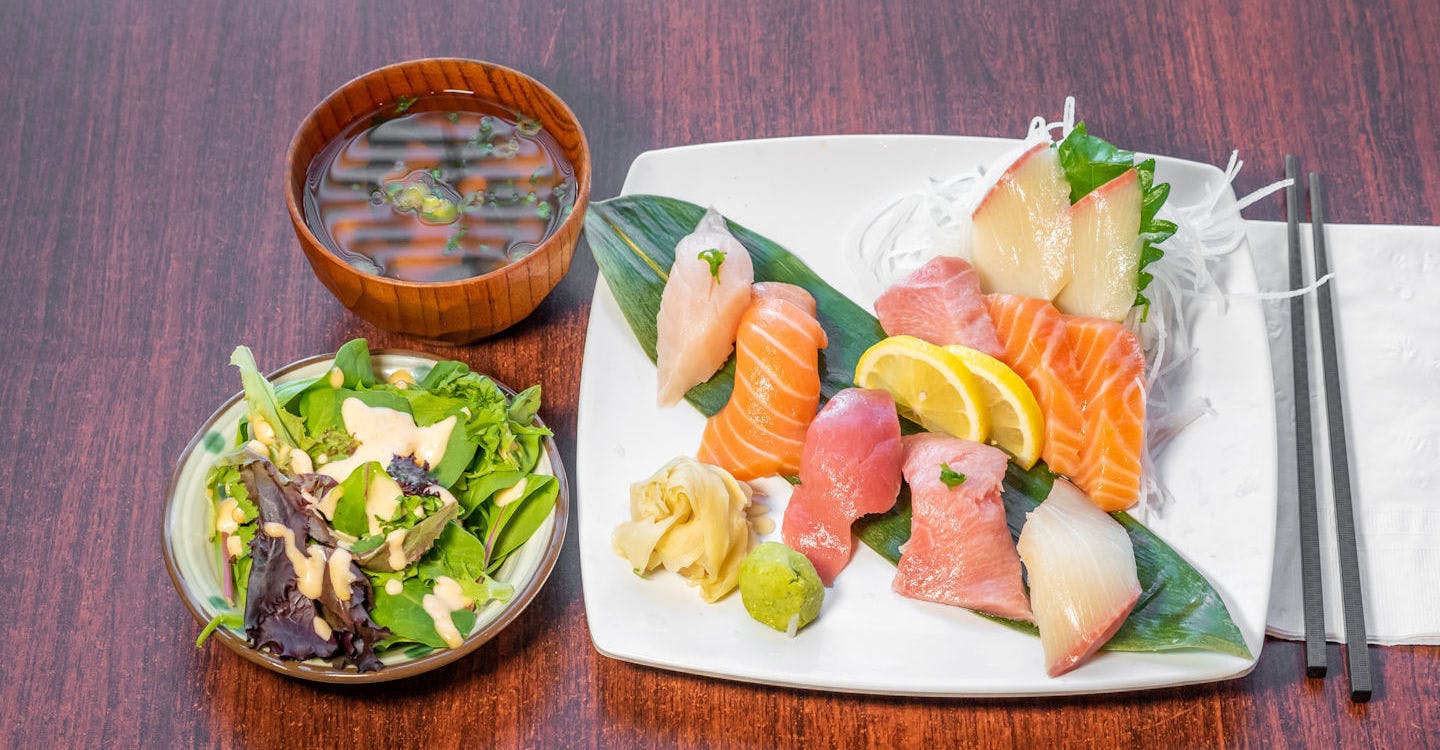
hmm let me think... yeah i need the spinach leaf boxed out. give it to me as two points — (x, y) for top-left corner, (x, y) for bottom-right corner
(369, 577), (476, 649)
(456, 470), (527, 518)
(332, 338), (378, 389)
(230, 346), (308, 449)
(332, 462), (383, 537)
(297, 387), (411, 439)
(357, 502), (459, 572)
(507, 385), (542, 424)
(485, 475), (560, 570)
(417, 523), (515, 605)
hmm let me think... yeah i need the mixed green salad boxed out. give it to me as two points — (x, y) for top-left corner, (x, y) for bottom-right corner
(197, 339), (559, 671)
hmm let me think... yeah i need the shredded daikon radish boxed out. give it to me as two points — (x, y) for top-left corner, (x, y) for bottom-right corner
(851, 99), (1326, 518)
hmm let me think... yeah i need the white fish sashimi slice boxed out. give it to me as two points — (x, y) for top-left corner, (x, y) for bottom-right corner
(1016, 478), (1141, 677)
(655, 207), (755, 406)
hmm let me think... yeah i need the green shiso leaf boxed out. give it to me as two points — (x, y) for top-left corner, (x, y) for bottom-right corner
(1056, 125), (1175, 318)
(585, 194), (1250, 659)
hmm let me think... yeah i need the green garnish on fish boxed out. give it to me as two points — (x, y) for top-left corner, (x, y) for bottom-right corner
(698, 247), (726, 280)
(939, 463), (966, 488)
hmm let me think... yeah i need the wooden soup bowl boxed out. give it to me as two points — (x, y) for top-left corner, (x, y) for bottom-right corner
(285, 59), (590, 343)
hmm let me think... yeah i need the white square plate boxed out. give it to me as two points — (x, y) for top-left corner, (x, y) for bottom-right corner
(576, 135), (1275, 696)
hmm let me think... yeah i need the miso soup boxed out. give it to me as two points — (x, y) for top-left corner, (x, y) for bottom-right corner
(303, 94), (576, 283)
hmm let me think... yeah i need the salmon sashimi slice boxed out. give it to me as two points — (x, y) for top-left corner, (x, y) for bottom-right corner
(1016, 478), (1140, 676)
(654, 207), (755, 407)
(893, 433), (1033, 621)
(697, 285), (828, 480)
(873, 256), (1005, 357)
(781, 388), (904, 585)
(985, 294), (1085, 479)
(1066, 317), (1146, 511)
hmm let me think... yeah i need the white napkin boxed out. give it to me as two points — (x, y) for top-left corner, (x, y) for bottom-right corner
(1246, 220), (1440, 645)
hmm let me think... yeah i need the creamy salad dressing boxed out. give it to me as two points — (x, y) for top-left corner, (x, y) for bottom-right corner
(312, 616), (334, 640)
(422, 576), (473, 649)
(365, 473), (404, 536)
(318, 399), (457, 483)
(262, 522), (328, 600)
(385, 529), (408, 571)
(384, 578), (404, 596)
(215, 499), (241, 536)
(328, 548), (356, 601)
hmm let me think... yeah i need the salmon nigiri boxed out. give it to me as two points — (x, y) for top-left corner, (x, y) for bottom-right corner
(697, 283), (827, 480)
(893, 434), (1032, 621)
(1066, 317), (1146, 511)
(985, 294), (1085, 479)
(1016, 478), (1140, 676)
(782, 388), (903, 585)
(654, 207), (755, 407)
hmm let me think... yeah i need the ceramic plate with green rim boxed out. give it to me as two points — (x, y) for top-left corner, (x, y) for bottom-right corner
(163, 347), (568, 683)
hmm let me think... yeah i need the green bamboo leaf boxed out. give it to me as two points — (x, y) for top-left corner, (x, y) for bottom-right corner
(586, 193), (1250, 659)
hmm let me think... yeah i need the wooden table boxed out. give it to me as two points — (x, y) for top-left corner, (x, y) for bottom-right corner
(3, 0), (1437, 746)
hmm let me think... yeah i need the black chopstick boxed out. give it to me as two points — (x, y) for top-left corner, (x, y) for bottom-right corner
(1285, 155), (1327, 678)
(1308, 173), (1373, 702)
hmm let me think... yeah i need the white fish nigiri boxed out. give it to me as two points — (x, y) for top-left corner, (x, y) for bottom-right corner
(655, 207), (755, 406)
(1016, 478), (1141, 677)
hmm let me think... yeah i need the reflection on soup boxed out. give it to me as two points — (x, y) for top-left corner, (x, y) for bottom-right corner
(303, 95), (576, 283)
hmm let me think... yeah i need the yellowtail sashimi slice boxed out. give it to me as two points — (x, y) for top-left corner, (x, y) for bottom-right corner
(970, 142), (1073, 300)
(1016, 478), (1141, 677)
(655, 207), (755, 407)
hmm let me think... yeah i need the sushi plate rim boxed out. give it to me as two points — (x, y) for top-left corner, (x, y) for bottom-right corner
(577, 134), (1277, 697)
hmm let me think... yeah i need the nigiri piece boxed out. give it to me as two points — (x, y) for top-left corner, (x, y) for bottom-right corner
(873, 256), (1004, 358)
(697, 284), (828, 480)
(985, 294), (1085, 479)
(782, 388), (903, 585)
(1016, 478), (1140, 677)
(752, 281), (817, 315)
(654, 207), (755, 407)
(970, 142), (1073, 300)
(893, 434), (1032, 620)
(1066, 317), (1146, 511)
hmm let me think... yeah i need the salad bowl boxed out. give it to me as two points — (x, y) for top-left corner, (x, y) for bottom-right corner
(163, 349), (569, 683)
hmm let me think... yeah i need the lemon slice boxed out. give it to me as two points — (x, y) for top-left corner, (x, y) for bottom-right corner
(944, 345), (1045, 469)
(855, 336), (989, 442)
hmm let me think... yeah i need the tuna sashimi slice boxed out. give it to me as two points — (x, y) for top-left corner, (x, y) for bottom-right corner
(781, 388), (903, 585)
(985, 294), (1085, 478)
(1016, 478), (1141, 677)
(654, 207), (755, 407)
(1066, 317), (1146, 511)
(697, 285), (828, 480)
(874, 257), (1004, 357)
(892, 434), (1033, 621)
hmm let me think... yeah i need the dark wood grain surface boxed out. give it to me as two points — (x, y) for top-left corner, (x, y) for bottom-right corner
(2, 0), (1437, 747)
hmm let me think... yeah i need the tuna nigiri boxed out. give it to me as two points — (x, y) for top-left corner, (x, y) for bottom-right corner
(654, 207), (755, 407)
(873, 256), (1005, 357)
(892, 434), (1032, 621)
(782, 388), (903, 585)
(1066, 317), (1146, 511)
(1015, 478), (1140, 676)
(697, 283), (827, 480)
(986, 294), (1085, 479)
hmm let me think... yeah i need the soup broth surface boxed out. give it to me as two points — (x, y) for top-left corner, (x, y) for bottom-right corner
(304, 94), (576, 283)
